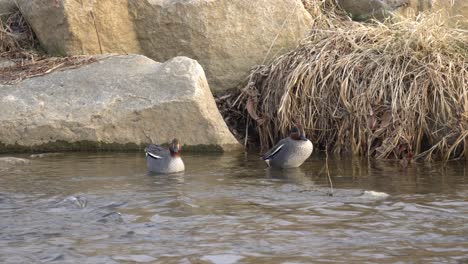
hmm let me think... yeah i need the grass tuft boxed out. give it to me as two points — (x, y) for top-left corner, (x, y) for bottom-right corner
(0, 7), (38, 57)
(236, 11), (468, 161)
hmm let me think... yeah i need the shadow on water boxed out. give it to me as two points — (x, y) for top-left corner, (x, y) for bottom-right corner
(0, 152), (467, 263)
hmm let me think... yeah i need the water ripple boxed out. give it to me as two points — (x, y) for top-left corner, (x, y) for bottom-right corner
(0, 153), (467, 263)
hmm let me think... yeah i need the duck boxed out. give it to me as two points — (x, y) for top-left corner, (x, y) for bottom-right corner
(261, 124), (313, 168)
(145, 138), (185, 174)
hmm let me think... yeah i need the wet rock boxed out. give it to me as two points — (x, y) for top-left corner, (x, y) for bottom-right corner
(17, 0), (312, 91)
(0, 55), (241, 152)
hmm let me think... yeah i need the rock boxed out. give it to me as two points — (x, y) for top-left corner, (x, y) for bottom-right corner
(16, 0), (312, 91)
(338, 0), (409, 21)
(0, 55), (241, 152)
(16, 0), (141, 56)
(129, 0), (312, 92)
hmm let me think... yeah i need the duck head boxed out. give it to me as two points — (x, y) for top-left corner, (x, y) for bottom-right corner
(290, 124), (308, 141)
(169, 138), (182, 156)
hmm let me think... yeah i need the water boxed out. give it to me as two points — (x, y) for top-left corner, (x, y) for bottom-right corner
(0, 152), (467, 263)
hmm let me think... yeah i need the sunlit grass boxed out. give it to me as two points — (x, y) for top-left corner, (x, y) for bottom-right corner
(236, 9), (467, 161)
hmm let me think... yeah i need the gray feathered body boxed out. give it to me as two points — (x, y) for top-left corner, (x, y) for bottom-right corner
(263, 137), (313, 169)
(145, 144), (185, 174)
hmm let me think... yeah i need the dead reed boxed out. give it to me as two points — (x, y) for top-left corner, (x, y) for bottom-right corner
(237, 12), (468, 161)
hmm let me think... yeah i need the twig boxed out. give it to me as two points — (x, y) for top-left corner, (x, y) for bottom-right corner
(44, 61), (66, 74)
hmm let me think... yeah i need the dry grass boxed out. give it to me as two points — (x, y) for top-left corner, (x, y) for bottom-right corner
(217, 0), (348, 149)
(0, 8), (97, 84)
(301, 0), (349, 27)
(0, 8), (38, 56)
(236, 12), (468, 161)
(0, 56), (98, 84)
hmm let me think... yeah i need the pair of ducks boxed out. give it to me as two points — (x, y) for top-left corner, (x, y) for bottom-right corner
(145, 124), (313, 174)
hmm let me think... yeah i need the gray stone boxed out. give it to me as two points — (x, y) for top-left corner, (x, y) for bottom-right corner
(16, 0), (312, 91)
(0, 55), (241, 152)
(16, 0), (141, 56)
(338, 0), (409, 20)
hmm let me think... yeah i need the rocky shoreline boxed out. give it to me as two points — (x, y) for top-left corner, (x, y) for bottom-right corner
(1, 0), (466, 156)
(0, 0), (313, 153)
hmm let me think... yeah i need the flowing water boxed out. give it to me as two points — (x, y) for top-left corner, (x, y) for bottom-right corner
(0, 152), (467, 264)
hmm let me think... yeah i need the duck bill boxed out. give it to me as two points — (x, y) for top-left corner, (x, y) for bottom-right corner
(300, 134), (307, 141)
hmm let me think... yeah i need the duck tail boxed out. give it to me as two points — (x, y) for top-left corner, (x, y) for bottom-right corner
(145, 144), (163, 159)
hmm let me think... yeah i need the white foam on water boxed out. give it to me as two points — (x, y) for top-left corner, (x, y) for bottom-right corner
(361, 190), (390, 199)
(113, 255), (156, 263)
(201, 254), (244, 264)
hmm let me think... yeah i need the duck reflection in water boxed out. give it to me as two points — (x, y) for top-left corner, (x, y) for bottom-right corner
(266, 167), (314, 185)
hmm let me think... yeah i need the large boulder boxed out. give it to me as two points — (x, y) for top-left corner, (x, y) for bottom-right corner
(16, 0), (141, 56)
(338, 0), (409, 20)
(0, 55), (241, 152)
(16, 0), (312, 92)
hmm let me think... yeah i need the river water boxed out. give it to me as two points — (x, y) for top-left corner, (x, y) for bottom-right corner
(0, 152), (467, 263)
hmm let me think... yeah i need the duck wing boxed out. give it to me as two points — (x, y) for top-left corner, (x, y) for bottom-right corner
(145, 144), (168, 159)
(262, 138), (287, 160)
